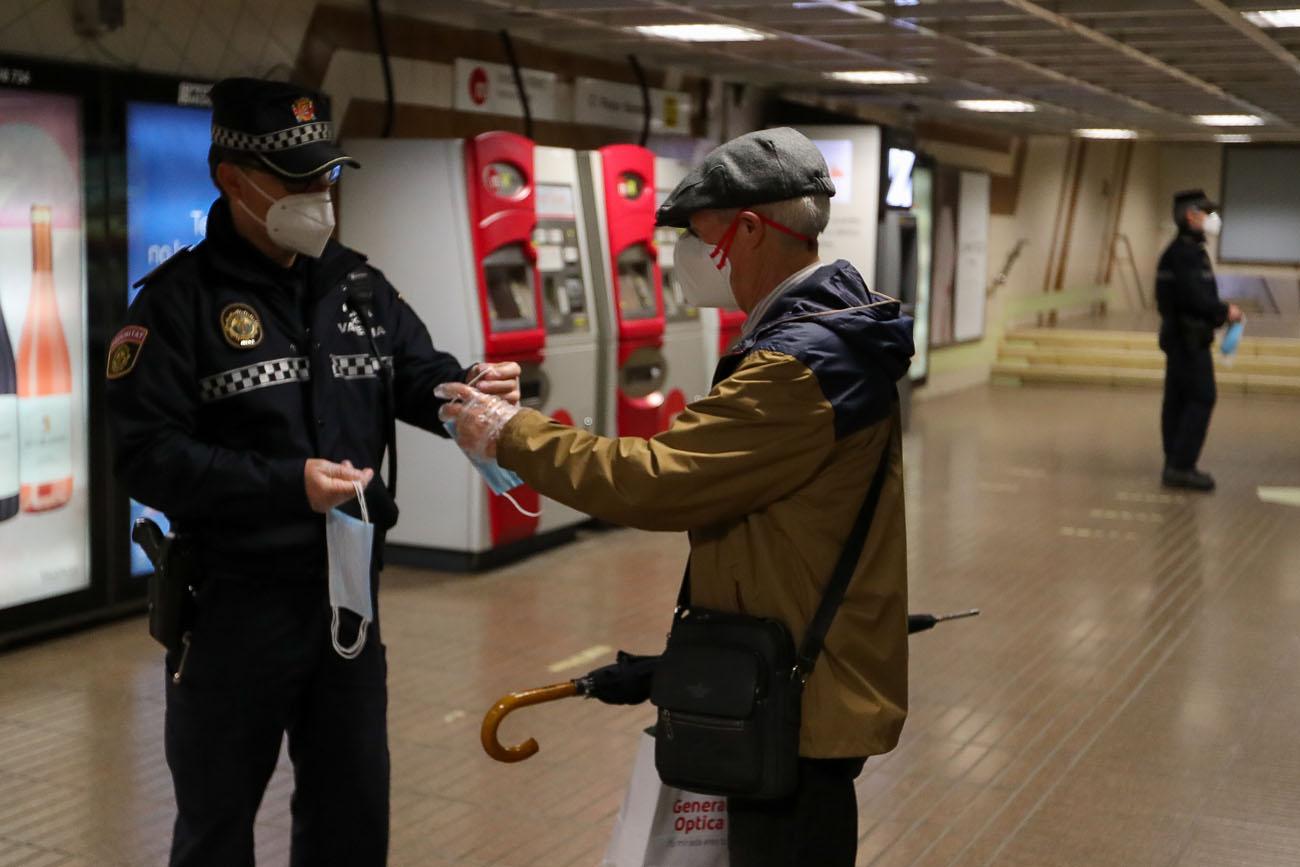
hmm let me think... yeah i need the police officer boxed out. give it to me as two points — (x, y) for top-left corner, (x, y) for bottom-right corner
(106, 78), (520, 866)
(1156, 189), (1241, 492)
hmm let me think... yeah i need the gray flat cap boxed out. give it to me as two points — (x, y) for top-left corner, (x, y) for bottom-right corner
(655, 127), (836, 228)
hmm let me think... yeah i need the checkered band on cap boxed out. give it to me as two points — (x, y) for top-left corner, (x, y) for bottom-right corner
(199, 357), (311, 403)
(331, 354), (394, 380)
(211, 121), (336, 153)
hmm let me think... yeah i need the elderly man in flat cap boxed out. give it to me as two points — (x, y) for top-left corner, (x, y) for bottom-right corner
(107, 78), (519, 865)
(441, 127), (913, 866)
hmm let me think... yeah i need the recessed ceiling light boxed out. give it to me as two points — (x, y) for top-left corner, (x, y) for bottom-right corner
(1215, 134), (1253, 143)
(1075, 128), (1138, 139)
(791, 1), (887, 21)
(632, 24), (769, 42)
(956, 99), (1036, 113)
(827, 70), (929, 85)
(1244, 9), (1300, 28)
(1194, 114), (1264, 126)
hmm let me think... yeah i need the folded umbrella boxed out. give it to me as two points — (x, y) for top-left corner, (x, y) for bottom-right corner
(482, 609), (979, 763)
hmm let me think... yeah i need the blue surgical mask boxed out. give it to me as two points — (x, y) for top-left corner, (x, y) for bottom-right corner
(443, 419), (540, 517)
(1220, 320), (1244, 358)
(326, 481), (373, 659)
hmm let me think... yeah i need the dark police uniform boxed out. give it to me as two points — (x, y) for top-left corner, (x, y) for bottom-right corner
(1155, 190), (1229, 487)
(106, 79), (469, 867)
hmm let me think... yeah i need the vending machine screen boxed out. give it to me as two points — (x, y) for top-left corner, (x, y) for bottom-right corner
(484, 244), (538, 333)
(125, 100), (213, 575)
(0, 86), (92, 609)
(616, 245), (658, 321)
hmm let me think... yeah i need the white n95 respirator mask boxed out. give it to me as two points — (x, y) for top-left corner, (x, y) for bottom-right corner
(1202, 212), (1223, 237)
(236, 168), (336, 258)
(673, 232), (736, 308)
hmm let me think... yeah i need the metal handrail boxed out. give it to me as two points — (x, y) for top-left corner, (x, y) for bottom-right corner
(1112, 234), (1146, 310)
(988, 239), (1028, 298)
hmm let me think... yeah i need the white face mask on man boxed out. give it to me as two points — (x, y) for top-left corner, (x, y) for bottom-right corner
(673, 232), (736, 308)
(234, 167), (336, 258)
(1202, 212), (1223, 237)
(672, 211), (817, 309)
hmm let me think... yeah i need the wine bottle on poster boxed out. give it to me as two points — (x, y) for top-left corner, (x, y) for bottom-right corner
(0, 291), (18, 522)
(17, 205), (74, 513)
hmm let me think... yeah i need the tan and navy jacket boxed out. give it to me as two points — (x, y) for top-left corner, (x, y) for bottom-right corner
(499, 260), (913, 758)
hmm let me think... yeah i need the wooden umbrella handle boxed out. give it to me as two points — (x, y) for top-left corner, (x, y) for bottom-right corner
(481, 681), (580, 763)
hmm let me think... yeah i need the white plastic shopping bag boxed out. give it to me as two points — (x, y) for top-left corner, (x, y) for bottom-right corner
(602, 729), (729, 867)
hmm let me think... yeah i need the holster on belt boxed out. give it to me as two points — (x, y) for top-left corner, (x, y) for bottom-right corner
(132, 518), (202, 653)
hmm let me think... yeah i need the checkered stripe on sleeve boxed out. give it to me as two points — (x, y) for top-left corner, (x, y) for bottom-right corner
(331, 354), (394, 380)
(199, 357), (311, 403)
(211, 121), (335, 153)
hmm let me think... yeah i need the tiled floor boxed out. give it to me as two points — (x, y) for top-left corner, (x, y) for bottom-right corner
(3, 383), (1300, 866)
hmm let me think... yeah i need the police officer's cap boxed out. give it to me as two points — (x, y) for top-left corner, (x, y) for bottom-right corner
(209, 77), (358, 179)
(1173, 189), (1218, 216)
(656, 127), (835, 228)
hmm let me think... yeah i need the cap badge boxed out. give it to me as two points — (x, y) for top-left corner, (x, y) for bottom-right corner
(291, 97), (316, 124)
(220, 303), (264, 349)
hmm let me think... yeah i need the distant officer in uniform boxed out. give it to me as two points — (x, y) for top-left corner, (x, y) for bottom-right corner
(106, 78), (520, 866)
(1156, 189), (1241, 491)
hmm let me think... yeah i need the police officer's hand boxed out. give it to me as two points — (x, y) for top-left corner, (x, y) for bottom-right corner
(304, 459), (374, 513)
(1227, 303), (1243, 323)
(468, 362), (522, 405)
(435, 383), (521, 460)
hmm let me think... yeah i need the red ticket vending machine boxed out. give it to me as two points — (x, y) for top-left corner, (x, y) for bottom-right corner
(654, 156), (710, 414)
(339, 133), (547, 568)
(577, 145), (669, 439)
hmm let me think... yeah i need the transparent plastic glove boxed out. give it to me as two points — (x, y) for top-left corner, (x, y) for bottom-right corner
(435, 382), (521, 462)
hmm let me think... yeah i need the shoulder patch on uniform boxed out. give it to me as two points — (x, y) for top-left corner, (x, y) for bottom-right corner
(132, 246), (195, 290)
(106, 325), (148, 379)
(220, 303), (263, 349)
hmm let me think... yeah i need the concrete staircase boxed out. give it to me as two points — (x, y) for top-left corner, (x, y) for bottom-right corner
(992, 328), (1300, 397)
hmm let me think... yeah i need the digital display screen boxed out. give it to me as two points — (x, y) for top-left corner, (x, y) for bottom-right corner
(536, 183), (576, 219)
(125, 100), (212, 574)
(126, 101), (213, 306)
(885, 148), (916, 210)
(0, 87), (92, 609)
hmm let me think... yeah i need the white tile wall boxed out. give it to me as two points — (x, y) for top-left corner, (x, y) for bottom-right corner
(0, 0), (343, 82)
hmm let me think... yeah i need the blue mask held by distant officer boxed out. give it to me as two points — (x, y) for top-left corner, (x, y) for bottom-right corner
(1220, 320), (1244, 357)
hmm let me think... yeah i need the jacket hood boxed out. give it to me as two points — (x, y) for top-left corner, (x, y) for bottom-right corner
(747, 260), (914, 384)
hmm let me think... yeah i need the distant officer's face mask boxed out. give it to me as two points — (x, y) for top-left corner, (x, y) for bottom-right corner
(326, 481), (373, 659)
(674, 211), (814, 308)
(234, 167), (336, 258)
(1202, 212), (1223, 237)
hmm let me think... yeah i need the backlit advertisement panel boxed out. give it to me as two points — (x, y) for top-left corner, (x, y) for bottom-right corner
(125, 100), (212, 575)
(0, 88), (91, 609)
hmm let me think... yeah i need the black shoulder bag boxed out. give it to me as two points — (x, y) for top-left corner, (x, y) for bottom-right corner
(650, 420), (894, 800)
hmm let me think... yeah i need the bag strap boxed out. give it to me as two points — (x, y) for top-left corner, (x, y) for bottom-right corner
(675, 403), (898, 684)
(794, 413), (894, 683)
